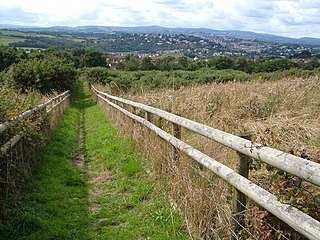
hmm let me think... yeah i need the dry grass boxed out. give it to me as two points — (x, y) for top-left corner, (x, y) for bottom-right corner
(122, 76), (320, 163)
(95, 76), (320, 239)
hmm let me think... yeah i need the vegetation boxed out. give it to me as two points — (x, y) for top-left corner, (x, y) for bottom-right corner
(9, 56), (77, 93)
(0, 45), (23, 71)
(84, 66), (320, 93)
(2, 28), (320, 58)
(1, 44), (319, 94)
(108, 76), (320, 239)
(1, 43), (320, 239)
(0, 82), (188, 239)
(0, 46), (80, 93)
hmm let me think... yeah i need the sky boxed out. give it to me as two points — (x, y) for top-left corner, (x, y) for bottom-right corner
(0, 0), (319, 38)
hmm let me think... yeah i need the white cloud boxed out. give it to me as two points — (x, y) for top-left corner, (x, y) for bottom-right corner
(0, 0), (319, 38)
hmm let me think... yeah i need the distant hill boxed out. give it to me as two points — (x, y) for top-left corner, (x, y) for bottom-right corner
(1, 24), (320, 46)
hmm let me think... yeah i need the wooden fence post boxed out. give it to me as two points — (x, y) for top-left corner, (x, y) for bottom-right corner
(58, 96), (63, 116)
(232, 132), (252, 239)
(172, 113), (181, 161)
(146, 111), (152, 123)
(131, 106), (137, 136)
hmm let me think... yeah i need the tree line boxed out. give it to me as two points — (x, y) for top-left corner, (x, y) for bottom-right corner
(118, 54), (320, 73)
(1, 45), (320, 94)
(0, 46), (107, 93)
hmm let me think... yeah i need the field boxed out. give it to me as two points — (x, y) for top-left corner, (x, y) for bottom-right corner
(95, 76), (320, 239)
(0, 30), (82, 48)
(120, 76), (320, 164)
(0, 30), (54, 38)
(0, 36), (25, 46)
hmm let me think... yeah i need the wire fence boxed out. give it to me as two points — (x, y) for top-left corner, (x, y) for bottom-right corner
(92, 85), (320, 240)
(0, 91), (70, 221)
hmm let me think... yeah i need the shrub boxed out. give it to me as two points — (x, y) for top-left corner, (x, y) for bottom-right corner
(9, 56), (76, 93)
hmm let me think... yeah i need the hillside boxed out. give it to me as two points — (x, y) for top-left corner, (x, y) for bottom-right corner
(1, 27), (320, 58)
(2, 24), (320, 46)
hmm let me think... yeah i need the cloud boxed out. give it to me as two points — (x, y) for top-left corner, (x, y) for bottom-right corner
(0, 0), (319, 38)
(0, 6), (42, 25)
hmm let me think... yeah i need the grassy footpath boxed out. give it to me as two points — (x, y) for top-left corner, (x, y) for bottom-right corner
(0, 82), (188, 239)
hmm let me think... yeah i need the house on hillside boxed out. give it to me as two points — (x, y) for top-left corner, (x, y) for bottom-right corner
(106, 55), (127, 69)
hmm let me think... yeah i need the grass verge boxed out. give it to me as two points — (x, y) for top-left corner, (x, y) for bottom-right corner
(0, 81), (189, 239)
(0, 87), (90, 239)
(83, 81), (189, 239)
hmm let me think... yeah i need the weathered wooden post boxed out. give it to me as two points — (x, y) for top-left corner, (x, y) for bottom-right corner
(131, 106), (137, 137)
(172, 113), (181, 161)
(146, 111), (152, 123)
(232, 132), (252, 239)
(58, 96), (63, 116)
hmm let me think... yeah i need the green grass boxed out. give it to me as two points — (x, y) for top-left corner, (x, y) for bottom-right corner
(0, 87), (90, 239)
(0, 81), (189, 239)
(0, 30), (55, 38)
(82, 81), (188, 239)
(0, 36), (25, 45)
(0, 29), (57, 46)
(60, 34), (84, 43)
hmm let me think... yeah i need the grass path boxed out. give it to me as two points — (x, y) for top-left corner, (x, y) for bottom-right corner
(0, 82), (188, 239)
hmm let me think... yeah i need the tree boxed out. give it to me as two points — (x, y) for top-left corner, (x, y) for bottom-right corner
(10, 55), (76, 93)
(155, 56), (175, 71)
(233, 57), (253, 73)
(291, 50), (312, 59)
(124, 54), (140, 71)
(178, 56), (189, 69)
(84, 67), (110, 84)
(82, 49), (106, 67)
(0, 46), (21, 71)
(302, 57), (320, 70)
(208, 56), (234, 70)
(140, 56), (154, 70)
(258, 58), (296, 72)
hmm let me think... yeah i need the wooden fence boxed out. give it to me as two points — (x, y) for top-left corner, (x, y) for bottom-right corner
(0, 91), (70, 218)
(92, 86), (320, 240)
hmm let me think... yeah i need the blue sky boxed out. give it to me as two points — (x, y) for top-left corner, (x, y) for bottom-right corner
(0, 0), (319, 38)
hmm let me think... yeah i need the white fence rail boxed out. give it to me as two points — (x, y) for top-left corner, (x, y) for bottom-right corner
(93, 87), (320, 187)
(0, 91), (70, 156)
(92, 86), (320, 240)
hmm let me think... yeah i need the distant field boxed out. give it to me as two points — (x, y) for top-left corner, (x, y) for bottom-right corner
(157, 52), (185, 58)
(0, 29), (55, 38)
(16, 47), (46, 50)
(0, 29), (57, 46)
(0, 36), (25, 45)
(0, 29), (84, 47)
(60, 34), (84, 42)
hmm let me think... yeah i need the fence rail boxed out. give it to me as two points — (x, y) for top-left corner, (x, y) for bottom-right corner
(0, 91), (70, 157)
(93, 87), (319, 187)
(92, 86), (320, 240)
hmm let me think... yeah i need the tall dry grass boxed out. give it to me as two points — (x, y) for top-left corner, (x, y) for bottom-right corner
(95, 76), (320, 239)
(122, 76), (320, 164)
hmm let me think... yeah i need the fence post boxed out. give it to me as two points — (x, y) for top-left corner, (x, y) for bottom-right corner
(172, 113), (181, 161)
(232, 132), (252, 239)
(58, 96), (62, 116)
(131, 106), (137, 136)
(146, 111), (152, 123)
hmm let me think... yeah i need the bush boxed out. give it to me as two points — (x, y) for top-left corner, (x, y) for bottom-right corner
(83, 67), (111, 84)
(0, 46), (22, 71)
(9, 56), (77, 93)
